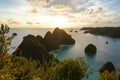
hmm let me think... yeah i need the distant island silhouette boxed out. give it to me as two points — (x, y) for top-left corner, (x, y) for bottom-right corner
(81, 27), (120, 38)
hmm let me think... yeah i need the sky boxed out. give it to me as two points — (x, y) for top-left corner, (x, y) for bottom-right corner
(0, 0), (120, 28)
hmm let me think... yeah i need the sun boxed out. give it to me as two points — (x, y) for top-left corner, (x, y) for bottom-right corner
(45, 16), (69, 28)
(50, 16), (68, 28)
(35, 15), (70, 28)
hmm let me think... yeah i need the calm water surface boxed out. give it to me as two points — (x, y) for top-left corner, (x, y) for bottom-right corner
(8, 28), (120, 80)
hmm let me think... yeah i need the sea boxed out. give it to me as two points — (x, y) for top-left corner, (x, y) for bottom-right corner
(8, 28), (120, 80)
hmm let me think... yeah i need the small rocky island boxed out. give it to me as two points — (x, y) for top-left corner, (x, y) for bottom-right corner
(85, 44), (97, 55)
(99, 61), (116, 73)
(81, 27), (120, 38)
(13, 27), (75, 63)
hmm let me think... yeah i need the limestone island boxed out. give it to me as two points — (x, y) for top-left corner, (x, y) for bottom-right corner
(85, 44), (97, 55)
(13, 27), (75, 63)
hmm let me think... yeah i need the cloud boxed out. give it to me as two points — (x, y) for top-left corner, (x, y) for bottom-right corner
(108, 21), (112, 23)
(68, 19), (77, 22)
(95, 21), (98, 23)
(26, 8), (38, 14)
(0, 21), (1, 24)
(24, 0), (44, 14)
(24, 0), (55, 15)
(7, 18), (20, 24)
(36, 22), (40, 24)
(5, 0), (120, 27)
(88, 9), (94, 14)
(78, 7), (104, 17)
(112, 18), (119, 22)
(24, 0), (53, 9)
(95, 7), (103, 14)
(26, 21), (33, 24)
(24, 0), (95, 13)
(30, 8), (38, 13)
(72, 0), (95, 13)
(50, 4), (72, 12)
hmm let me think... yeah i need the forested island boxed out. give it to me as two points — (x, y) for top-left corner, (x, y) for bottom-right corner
(81, 27), (120, 38)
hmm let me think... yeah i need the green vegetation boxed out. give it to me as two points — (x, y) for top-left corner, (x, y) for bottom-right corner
(43, 58), (88, 80)
(98, 70), (118, 80)
(98, 62), (120, 80)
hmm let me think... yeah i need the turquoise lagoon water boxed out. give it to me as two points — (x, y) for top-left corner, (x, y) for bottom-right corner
(8, 28), (120, 80)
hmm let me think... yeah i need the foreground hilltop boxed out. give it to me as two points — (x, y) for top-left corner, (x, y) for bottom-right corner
(13, 27), (75, 63)
(81, 27), (120, 38)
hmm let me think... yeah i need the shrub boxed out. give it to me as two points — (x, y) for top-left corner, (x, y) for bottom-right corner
(43, 58), (88, 80)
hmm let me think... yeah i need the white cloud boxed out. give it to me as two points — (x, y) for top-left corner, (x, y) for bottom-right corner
(26, 21), (33, 24)
(50, 4), (72, 12)
(1, 0), (120, 28)
(7, 18), (21, 24)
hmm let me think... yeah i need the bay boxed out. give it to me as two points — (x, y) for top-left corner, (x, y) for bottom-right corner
(8, 28), (120, 80)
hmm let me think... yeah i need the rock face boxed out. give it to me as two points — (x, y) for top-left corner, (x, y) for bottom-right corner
(44, 27), (75, 51)
(85, 44), (97, 55)
(13, 28), (75, 62)
(13, 35), (52, 63)
(99, 61), (116, 73)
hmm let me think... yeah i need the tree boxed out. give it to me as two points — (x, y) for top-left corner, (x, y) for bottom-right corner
(0, 24), (16, 79)
(98, 70), (118, 80)
(0, 24), (17, 69)
(43, 58), (88, 80)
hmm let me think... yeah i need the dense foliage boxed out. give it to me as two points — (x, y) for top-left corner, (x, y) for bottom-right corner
(98, 70), (118, 80)
(98, 62), (120, 80)
(43, 58), (88, 80)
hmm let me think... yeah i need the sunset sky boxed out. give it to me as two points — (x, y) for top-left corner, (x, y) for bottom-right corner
(0, 0), (120, 28)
